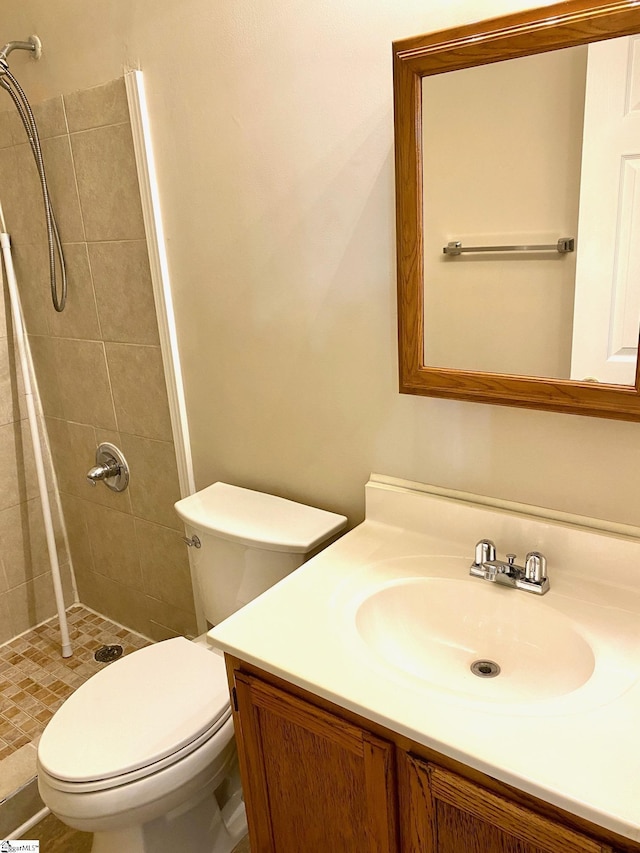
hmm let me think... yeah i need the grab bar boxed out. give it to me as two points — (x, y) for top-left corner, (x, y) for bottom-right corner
(443, 237), (574, 256)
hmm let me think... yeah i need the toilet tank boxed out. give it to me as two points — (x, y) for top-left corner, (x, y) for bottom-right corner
(175, 483), (347, 626)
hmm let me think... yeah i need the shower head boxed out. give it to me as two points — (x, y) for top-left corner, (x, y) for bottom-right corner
(0, 35), (41, 67)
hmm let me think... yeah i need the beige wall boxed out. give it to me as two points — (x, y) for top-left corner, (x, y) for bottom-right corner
(1, 0), (640, 541)
(0, 78), (196, 641)
(423, 47), (587, 378)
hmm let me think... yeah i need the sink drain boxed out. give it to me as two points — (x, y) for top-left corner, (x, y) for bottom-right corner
(470, 659), (501, 678)
(94, 644), (123, 663)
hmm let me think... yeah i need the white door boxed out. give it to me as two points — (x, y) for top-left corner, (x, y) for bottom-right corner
(571, 35), (640, 385)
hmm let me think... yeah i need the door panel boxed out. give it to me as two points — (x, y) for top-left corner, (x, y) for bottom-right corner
(233, 673), (398, 853)
(403, 755), (612, 853)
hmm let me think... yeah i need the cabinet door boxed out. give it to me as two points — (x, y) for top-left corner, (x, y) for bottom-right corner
(233, 672), (398, 853)
(403, 755), (613, 853)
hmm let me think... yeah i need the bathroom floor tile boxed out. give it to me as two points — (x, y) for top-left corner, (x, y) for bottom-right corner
(15, 811), (92, 852)
(20, 812), (252, 853)
(0, 605), (151, 792)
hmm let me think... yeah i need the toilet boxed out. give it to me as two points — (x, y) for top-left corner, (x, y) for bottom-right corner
(37, 482), (346, 853)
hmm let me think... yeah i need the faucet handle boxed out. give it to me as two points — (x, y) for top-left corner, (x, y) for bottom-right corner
(473, 538), (496, 566)
(86, 443), (129, 493)
(524, 551), (547, 583)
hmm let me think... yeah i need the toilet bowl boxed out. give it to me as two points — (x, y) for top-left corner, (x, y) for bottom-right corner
(38, 638), (245, 853)
(37, 483), (347, 853)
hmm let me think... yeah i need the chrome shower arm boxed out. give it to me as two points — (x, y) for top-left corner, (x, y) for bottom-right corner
(0, 37), (41, 65)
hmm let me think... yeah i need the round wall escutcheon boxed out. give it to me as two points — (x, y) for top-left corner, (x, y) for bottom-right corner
(96, 442), (129, 492)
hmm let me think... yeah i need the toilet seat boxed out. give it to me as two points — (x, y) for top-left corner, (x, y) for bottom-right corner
(38, 638), (232, 793)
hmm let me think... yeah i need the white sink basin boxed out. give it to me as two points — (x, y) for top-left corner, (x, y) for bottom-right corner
(356, 574), (595, 704)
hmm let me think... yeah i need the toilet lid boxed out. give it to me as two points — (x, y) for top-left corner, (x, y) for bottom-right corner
(38, 638), (231, 784)
(175, 482), (347, 553)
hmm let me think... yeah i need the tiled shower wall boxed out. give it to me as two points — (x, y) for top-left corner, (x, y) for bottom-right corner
(0, 77), (197, 642)
(0, 283), (72, 644)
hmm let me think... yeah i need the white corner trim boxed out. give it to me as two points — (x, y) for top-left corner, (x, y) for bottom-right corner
(125, 71), (205, 633)
(124, 69), (195, 499)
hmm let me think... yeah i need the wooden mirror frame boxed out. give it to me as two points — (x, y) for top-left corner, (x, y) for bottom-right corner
(394, 0), (640, 420)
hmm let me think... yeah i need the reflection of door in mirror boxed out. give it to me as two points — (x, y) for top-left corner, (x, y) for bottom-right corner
(422, 48), (587, 380)
(571, 35), (640, 385)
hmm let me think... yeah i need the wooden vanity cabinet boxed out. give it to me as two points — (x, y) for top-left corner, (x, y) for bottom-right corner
(232, 670), (398, 852)
(228, 659), (638, 853)
(403, 754), (613, 853)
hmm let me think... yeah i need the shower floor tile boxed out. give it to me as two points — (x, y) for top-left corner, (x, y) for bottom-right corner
(0, 605), (151, 764)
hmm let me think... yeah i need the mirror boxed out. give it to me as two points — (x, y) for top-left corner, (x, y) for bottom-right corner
(394, 0), (640, 419)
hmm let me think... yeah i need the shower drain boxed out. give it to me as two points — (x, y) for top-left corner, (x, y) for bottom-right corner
(94, 644), (123, 663)
(470, 659), (501, 678)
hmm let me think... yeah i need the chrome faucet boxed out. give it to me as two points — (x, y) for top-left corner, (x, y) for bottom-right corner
(470, 538), (549, 594)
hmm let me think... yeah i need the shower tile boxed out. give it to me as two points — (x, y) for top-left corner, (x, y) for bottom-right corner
(119, 434), (181, 529)
(20, 419), (40, 503)
(64, 77), (129, 134)
(0, 423), (22, 510)
(32, 96), (68, 140)
(43, 417), (82, 495)
(146, 596), (198, 641)
(0, 420), (39, 511)
(0, 499), (67, 591)
(2, 729), (28, 749)
(0, 596), (14, 645)
(59, 494), (94, 582)
(53, 338), (117, 430)
(136, 518), (195, 614)
(82, 502), (144, 591)
(14, 714), (41, 737)
(0, 334), (24, 426)
(0, 108), (21, 149)
(88, 240), (159, 345)
(41, 135), (86, 243)
(0, 606), (151, 773)
(145, 622), (179, 642)
(28, 335), (65, 419)
(13, 143), (48, 245)
(46, 418), (132, 513)
(106, 343), (172, 441)
(0, 276), (8, 334)
(11, 243), (53, 336)
(0, 144), (46, 246)
(71, 123), (145, 242)
(4, 571), (73, 638)
(47, 243), (101, 340)
(78, 573), (151, 637)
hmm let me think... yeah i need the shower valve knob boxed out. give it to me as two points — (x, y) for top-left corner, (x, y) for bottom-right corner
(87, 463), (118, 484)
(86, 443), (129, 492)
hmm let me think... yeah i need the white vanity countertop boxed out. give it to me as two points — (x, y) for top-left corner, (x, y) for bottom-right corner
(209, 475), (640, 843)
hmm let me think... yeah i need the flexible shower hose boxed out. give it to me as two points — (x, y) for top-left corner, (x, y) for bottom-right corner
(0, 64), (67, 311)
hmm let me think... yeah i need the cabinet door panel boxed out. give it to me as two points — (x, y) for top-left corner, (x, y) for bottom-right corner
(234, 673), (398, 853)
(404, 755), (612, 853)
